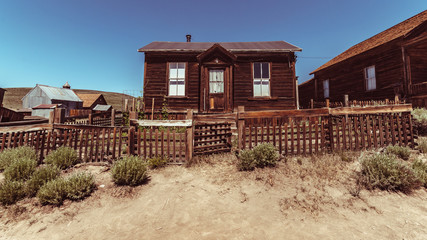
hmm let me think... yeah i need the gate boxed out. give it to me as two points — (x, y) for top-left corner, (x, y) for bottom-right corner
(193, 122), (232, 155)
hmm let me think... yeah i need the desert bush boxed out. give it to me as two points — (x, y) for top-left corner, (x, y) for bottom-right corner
(45, 147), (80, 170)
(37, 178), (68, 205)
(0, 180), (26, 206)
(338, 151), (353, 162)
(26, 165), (60, 197)
(237, 149), (256, 171)
(146, 155), (168, 169)
(360, 153), (421, 193)
(111, 156), (148, 186)
(418, 137), (427, 153)
(3, 158), (37, 181)
(385, 145), (411, 160)
(412, 159), (427, 188)
(412, 108), (427, 136)
(0, 146), (37, 171)
(252, 143), (279, 168)
(65, 172), (96, 201)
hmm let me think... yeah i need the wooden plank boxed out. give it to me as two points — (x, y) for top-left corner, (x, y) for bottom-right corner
(314, 120), (319, 153)
(255, 126), (258, 147)
(39, 131), (45, 164)
(302, 122), (306, 155)
(7, 132), (13, 149)
(390, 115), (397, 145)
(266, 125), (270, 143)
(35, 132), (40, 153)
(13, 132), (19, 148)
(173, 130), (176, 162)
(137, 128), (141, 156)
(335, 119), (340, 150)
(101, 129), (106, 161)
(360, 116), (366, 149)
(95, 129), (100, 161)
(179, 132), (183, 162)
(1, 133), (6, 151)
(63, 130), (68, 147)
(161, 130), (164, 158)
(384, 114), (390, 146)
(354, 116), (359, 151)
(106, 128), (111, 159)
(342, 118), (347, 150)
(118, 128), (122, 158)
(143, 129), (147, 158)
(69, 130), (73, 148)
(167, 129), (170, 159)
(329, 104), (412, 115)
(290, 121), (295, 154)
(396, 115), (403, 146)
(25, 132), (29, 146)
(112, 128), (117, 159)
(241, 108), (330, 119)
(321, 120), (326, 153)
(278, 125), (282, 154)
(372, 116), (378, 148)
(83, 130), (89, 162)
(261, 125), (264, 144)
(155, 129), (159, 157)
(149, 128), (153, 158)
(408, 113), (415, 147)
(249, 125), (253, 149)
(378, 116), (384, 147)
(46, 131), (52, 157)
(402, 113), (408, 146)
(52, 131), (57, 151)
(284, 123), (288, 155)
(272, 125), (276, 147)
(133, 119), (192, 127)
(296, 122), (301, 155)
(90, 129), (95, 162)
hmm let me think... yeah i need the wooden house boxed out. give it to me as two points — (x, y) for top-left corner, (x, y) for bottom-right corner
(22, 84), (83, 116)
(138, 37), (301, 113)
(76, 94), (108, 110)
(300, 10), (427, 108)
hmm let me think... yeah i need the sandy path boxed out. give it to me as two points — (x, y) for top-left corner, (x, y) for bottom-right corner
(1, 156), (427, 240)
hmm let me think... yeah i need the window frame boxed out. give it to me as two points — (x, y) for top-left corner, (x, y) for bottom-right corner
(364, 65), (376, 91)
(167, 62), (187, 97)
(252, 62), (271, 97)
(323, 79), (330, 99)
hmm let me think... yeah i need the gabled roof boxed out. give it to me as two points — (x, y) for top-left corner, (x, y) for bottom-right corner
(311, 10), (427, 74)
(138, 41), (302, 53)
(77, 93), (103, 108)
(23, 85), (82, 102)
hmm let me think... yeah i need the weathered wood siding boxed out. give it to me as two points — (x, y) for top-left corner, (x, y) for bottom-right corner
(143, 52), (297, 112)
(298, 79), (315, 109)
(313, 39), (404, 102)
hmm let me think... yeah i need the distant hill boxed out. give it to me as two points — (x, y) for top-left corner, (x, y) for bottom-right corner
(3, 88), (135, 111)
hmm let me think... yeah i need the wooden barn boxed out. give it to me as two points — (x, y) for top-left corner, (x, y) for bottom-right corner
(300, 10), (427, 108)
(138, 37), (301, 113)
(22, 84), (83, 116)
(77, 93), (108, 110)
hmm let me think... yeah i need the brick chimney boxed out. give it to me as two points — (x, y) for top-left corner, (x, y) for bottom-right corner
(186, 34), (191, 42)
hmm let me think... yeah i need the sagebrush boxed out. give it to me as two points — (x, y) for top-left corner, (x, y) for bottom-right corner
(237, 150), (256, 171)
(412, 159), (427, 188)
(385, 145), (411, 160)
(44, 147), (80, 169)
(65, 172), (96, 200)
(26, 165), (60, 197)
(146, 155), (168, 169)
(360, 153), (421, 193)
(111, 156), (148, 186)
(418, 137), (427, 153)
(3, 158), (37, 181)
(37, 178), (68, 205)
(0, 146), (37, 171)
(237, 143), (279, 171)
(0, 180), (26, 206)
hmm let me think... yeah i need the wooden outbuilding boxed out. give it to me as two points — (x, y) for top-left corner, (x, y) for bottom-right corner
(138, 38), (301, 113)
(300, 10), (427, 108)
(76, 93), (108, 110)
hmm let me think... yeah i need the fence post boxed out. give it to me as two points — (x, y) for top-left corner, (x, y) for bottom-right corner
(237, 106), (245, 150)
(185, 109), (193, 162)
(88, 113), (93, 125)
(344, 95), (349, 107)
(49, 110), (55, 124)
(124, 99), (129, 112)
(128, 126), (135, 156)
(327, 115), (334, 152)
(310, 99), (314, 109)
(395, 95), (399, 104)
(111, 109), (116, 126)
(326, 99), (330, 108)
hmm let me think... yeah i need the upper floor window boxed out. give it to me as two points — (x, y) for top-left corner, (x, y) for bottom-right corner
(253, 62), (270, 97)
(365, 65), (376, 91)
(169, 62), (185, 96)
(323, 79), (330, 98)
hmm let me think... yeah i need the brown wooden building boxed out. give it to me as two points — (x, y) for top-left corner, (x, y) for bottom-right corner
(138, 38), (301, 113)
(300, 10), (427, 108)
(76, 94), (108, 110)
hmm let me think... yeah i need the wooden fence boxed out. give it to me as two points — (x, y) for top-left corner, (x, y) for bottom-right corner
(238, 104), (415, 155)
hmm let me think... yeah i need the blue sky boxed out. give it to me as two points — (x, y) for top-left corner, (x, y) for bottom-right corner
(0, 0), (425, 94)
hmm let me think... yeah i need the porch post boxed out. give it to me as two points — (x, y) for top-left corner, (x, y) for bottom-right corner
(185, 109), (194, 162)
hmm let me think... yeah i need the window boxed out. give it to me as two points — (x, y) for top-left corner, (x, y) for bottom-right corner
(323, 79), (329, 98)
(365, 66), (376, 91)
(168, 62), (185, 96)
(253, 62), (270, 97)
(209, 70), (224, 93)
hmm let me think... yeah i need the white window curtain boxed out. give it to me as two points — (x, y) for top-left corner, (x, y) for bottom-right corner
(365, 66), (376, 90)
(253, 62), (270, 97)
(169, 62), (185, 96)
(323, 79), (329, 98)
(209, 70), (224, 93)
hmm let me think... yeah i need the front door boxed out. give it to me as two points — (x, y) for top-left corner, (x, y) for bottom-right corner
(208, 69), (225, 112)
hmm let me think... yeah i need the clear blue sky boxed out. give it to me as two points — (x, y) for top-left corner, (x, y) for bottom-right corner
(0, 0), (426, 94)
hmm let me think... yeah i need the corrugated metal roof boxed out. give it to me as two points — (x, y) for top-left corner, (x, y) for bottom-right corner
(138, 41), (302, 52)
(93, 104), (111, 111)
(32, 104), (62, 109)
(38, 85), (82, 102)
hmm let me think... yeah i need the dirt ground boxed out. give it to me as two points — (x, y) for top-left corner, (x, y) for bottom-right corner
(1, 153), (427, 240)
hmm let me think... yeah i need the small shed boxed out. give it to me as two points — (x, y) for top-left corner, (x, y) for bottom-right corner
(31, 104), (62, 119)
(76, 94), (108, 109)
(93, 104), (112, 112)
(22, 84), (83, 116)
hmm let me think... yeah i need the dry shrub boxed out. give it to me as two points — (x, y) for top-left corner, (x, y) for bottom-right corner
(37, 178), (68, 205)
(412, 108), (427, 136)
(45, 146), (80, 170)
(26, 165), (60, 197)
(65, 172), (96, 201)
(0, 146), (37, 171)
(3, 158), (37, 181)
(111, 156), (148, 186)
(0, 180), (26, 206)
(360, 153), (421, 193)
(418, 137), (427, 153)
(146, 155), (168, 169)
(412, 159), (427, 188)
(237, 150), (256, 171)
(237, 143), (279, 171)
(385, 145), (411, 160)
